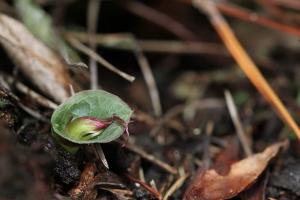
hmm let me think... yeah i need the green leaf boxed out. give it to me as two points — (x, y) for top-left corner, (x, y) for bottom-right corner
(51, 90), (133, 144)
(14, 0), (81, 63)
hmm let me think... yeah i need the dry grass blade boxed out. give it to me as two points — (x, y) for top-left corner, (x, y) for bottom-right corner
(137, 40), (227, 55)
(87, 0), (101, 90)
(0, 14), (72, 103)
(131, 38), (162, 116)
(127, 175), (162, 199)
(121, 0), (197, 40)
(66, 36), (135, 82)
(216, 2), (300, 38)
(68, 32), (228, 56)
(224, 90), (252, 156)
(163, 170), (189, 200)
(193, 0), (300, 140)
(92, 143), (109, 169)
(124, 141), (178, 175)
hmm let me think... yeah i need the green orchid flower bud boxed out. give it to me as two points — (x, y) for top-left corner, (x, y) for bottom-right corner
(65, 116), (113, 141)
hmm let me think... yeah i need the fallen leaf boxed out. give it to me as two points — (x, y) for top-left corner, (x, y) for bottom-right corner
(213, 137), (240, 175)
(0, 14), (72, 103)
(183, 141), (287, 200)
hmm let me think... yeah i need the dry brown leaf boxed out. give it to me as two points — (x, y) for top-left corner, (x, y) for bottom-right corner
(0, 14), (72, 103)
(212, 137), (239, 175)
(183, 141), (287, 200)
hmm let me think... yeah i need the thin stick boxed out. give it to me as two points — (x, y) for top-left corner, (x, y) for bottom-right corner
(137, 40), (227, 55)
(216, 2), (300, 37)
(131, 38), (162, 116)
(0, 77), (49, 122)
(193, 0), (300, 139)
(124, 142), (178, 175)
(272, 0), (300, 11)
(2, 74), (58, 109)
(87, 0), (101, 90)
(120, 0), (197, 40)
(163, 169), (189, 200)
(224, 90), (253, 156)
(18, 102), (49, 122)
(127, 176), (162, 199)
(67, 32), (227, 56)
(66, 36), (135, 82)
(256, 0), (282, 15)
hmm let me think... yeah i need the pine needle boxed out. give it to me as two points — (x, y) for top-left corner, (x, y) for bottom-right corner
(193, 0), (300, 139)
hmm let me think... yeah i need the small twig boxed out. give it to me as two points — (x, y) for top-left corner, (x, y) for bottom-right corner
(216, 2), (300, 38)
(256, 0), (284, 18)
(0, 77), (49, 122)
(2, 74), (58, 109)
(131, 37), (162, 116)
(137, 40), (227, 56)
(119, 0), (197, 40)
(163, 168), (189, 200)
(193, 0), (300, 139)
(18, 103), (49, 122)
(66, 36), (135, 82)
(224, 90), (253, 156)
(67, 31), (227, 56)
(124, 142), (178, 175)
(127, 175), (162, 199)
(87, 0), (101, 90)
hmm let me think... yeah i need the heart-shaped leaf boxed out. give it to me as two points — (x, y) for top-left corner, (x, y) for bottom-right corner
(51, 90), (133, 144)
